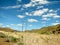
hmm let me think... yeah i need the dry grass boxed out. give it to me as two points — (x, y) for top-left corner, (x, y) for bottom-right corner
(23, 33), (60, 45)
(0, 31), (60, 45)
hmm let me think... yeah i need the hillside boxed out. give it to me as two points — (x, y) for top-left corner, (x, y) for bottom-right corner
(0, 27), (21, 32)
(0, 24), (60, 34)
(0, 24), (60, 45)
(0, 28), (15, 32)
(25, 24), (60, 34)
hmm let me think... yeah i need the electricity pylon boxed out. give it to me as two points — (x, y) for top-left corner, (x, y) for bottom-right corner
(22, 23), (27, 32)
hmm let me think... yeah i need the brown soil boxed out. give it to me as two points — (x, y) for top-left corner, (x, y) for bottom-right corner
(0, 38), (14, 45)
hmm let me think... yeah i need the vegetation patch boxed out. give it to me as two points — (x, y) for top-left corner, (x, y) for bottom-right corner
(0, 32), (6, 38)
(18, 43), (24, 45)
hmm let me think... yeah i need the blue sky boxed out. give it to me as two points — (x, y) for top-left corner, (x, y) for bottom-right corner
(0, 0), (60, 31)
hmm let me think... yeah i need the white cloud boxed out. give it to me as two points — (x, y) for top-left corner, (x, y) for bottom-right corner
(25, 12), (32, 16)
(17, 15), (25, 18)
(29, 25), (33, 27)
(42, 17), (50, 20)
(39, 1), (49, 4)
(49, 9), (57, 13)
(23, 2), (34, 8)
(43, 24), (46, 27)
(33, 8), (48, 16)
(42, 21), (46, 24)
(17, 24), (23, 26)
(54, 15), (60, 18)
(42, 9), (60, 18)
(11, 24), (23, 26)
(17, 0), (21, 2)
(25, 8), (48, 16)
(28, 19), (38, 22)
(0, 23), (9, 28)
(0, 23), (3, 25)
(2, 26), (6, 28)
(52, 23), (60, 25)
(10, 24), (14, 25)
(49, 9), (54, 12)
(42, 13), (60, 19)
(6, 25), (10, 27)
(0, 23), (11, 28)
(0, 23), (3, 27)
(1, 5), (21, 9)
(32, 0), (49, 4)
(25, 12), (33, 16)
(55, 20), (59, 22)
(33, 10), (44, 16)
(25, 12), (29, 15)
(43, 8), (48, 12)
(20, 8), (24, 10)
(1, 0), (50, 9)
(42, 13), (56, 17)
(37, 6), (44, 9)
(23, 0), (50, 8)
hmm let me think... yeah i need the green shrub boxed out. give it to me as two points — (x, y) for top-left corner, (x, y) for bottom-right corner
(21, 36), (23, 38)
(40, 31), (50, 34)
(5, 36), (18, 42)
(10, 36), (17, 42)
(18, 43), (24, 45)
(5, 36), (10, 42)
(5, 38), (10, 42)
(19, 36), (23, 42)
(0, 32), (6, 38)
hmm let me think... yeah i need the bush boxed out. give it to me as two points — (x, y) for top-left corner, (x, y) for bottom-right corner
(40, 31), (50, 34)
(18, 43), (24, 45)
(5, 36), (10, 42)
(5, 38), (10, 42)
(0, 32), (6, 38)
(40, 32), (48, 34)
(5, 36), (18, 42)
(10, 36), (18, 42)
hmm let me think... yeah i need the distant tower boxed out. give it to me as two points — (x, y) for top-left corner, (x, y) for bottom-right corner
(17, 1), (27, 32)
(22, 23), (24, 32)
(24, 23), (27, 31)
(22, 23), (27, 32)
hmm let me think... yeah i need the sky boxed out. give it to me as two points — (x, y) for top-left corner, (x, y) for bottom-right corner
(0, 0), (60, 31)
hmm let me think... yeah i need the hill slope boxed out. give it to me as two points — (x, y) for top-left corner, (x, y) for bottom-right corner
(0, 28), (15, 32)
(25, 24), (60, 34)
(0, 24), (60, 45)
